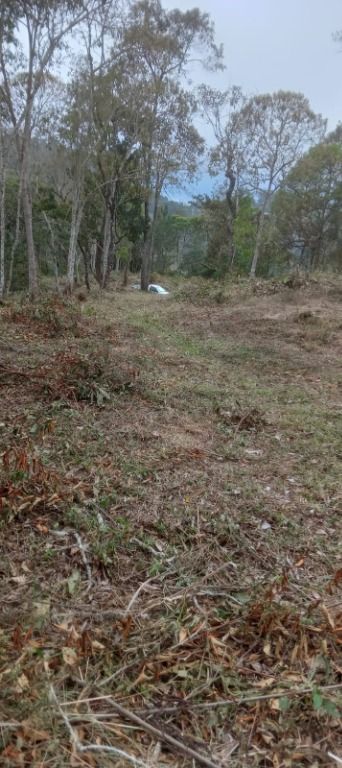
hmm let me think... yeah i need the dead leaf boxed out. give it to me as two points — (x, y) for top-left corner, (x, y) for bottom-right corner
(15, 673), (30, 692)
(121, 615), (133, 639)
(1, 745), (24, 765)
(62, 647), (78, 666)
(54, 621), (70, 633)
(320, 603), (335, 629)
(91, 640), (105, 652)
(11, 575), (27, 585)
(35, 522), (49, 533)
(179, 628), (187, 644)
(132, 665), (149, 686)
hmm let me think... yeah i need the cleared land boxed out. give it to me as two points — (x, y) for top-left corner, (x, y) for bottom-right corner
(0, 278), (341, 767)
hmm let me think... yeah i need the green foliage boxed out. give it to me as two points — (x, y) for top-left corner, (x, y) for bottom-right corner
(3, 175), (70, 291)
(233, 196), (257, 274)
(312, 689), (340, 718)
(273, 141), (342, 271)
(152, 205), (206, 275)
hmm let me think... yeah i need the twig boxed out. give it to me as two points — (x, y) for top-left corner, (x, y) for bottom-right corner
(0, 721), (20, 729)
(73, 532), (92, 588)
(74, 744), (150, 761)
(328, 754), (342, 766)
(136, 682), (342, 715)
(50, 686), (78, 748)
(100, 698), (221, 768)
(131, 536), (165, 558)
(50, 686), (149, 768)
(124, 576), (155, 617)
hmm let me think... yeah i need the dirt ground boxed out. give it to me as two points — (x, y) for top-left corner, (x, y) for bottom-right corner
(0, 278), (341, 767)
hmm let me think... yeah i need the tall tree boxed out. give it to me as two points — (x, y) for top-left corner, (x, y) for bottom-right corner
(0, 0), (104, 297)
(0, 114), (5, 298)
(121, 0), (223, 289)
(237, 91), (326, 276)
(199, 85), (245, 272)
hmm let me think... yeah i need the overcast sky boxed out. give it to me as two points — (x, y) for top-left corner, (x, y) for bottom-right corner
(164, 0), (341, 128)
(162, 0), (341, 198)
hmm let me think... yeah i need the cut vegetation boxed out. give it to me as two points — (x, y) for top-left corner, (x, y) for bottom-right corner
(0, 279), (341, 767)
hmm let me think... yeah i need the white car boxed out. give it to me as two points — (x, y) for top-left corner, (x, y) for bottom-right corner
(130, 283), (169, 294)
(148, 284), (169, 294)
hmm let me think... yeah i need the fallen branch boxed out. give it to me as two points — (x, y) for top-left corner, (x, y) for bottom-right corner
(131, 536), (165, 558)
(136, 682), (342, 715)
(0, 721), (20, 729)
(49, 686), (149, 768)
(328, 753), (342, 766)
(99, 697), (222, 768)
(64, 681), (342, 714)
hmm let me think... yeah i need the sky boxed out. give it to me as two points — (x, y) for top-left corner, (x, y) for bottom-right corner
(163, 0), (342, 199)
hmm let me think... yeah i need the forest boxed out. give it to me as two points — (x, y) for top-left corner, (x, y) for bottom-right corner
(0, 0), (341, 299)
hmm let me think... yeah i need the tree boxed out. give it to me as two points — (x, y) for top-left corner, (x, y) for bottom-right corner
(120, 0), (223, 289)
(199, 85), (245, 271)
(0, 0), (104, 297)
(236, 91), (326, 276)
(272, 142), (342, 271)
(0, 111), (5, 298)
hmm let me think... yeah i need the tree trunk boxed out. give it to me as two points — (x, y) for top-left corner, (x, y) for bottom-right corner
(250, 208), (266, 278)
(6, 173), (23, 295)
(67, 192), (83, 292)
(225, 169), (236, 273)
(21, 146), (38, 298)
(150, 184), (161, 267)
(82, 246), (90, 291)
(101, 205), (112, 288)
(95, 237), (103, 285)
(43, 212), (60, 294)
(141, 197), (151, 291)
(141, 181), (161, 289)
(122, 261), (129, 287)
(0, 130), (5, 300)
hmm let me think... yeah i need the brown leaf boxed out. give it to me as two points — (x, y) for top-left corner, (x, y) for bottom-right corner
(35, 522), (49, 534)
(62, 647), (78, 666)
(1, 745), (24, 765)
(320, 603), (335, 630)
(14, 673), (30, 692)
(121, 615), (133, 639)
(91, 640), (106, 652)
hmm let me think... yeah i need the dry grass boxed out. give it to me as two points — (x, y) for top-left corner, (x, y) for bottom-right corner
(0, 278), (341, 767)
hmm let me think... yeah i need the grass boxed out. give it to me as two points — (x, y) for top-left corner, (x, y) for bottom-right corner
(0, 280), (341, 767)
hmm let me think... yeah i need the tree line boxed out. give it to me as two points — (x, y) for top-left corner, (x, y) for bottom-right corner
(0, 0), (341, 299)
